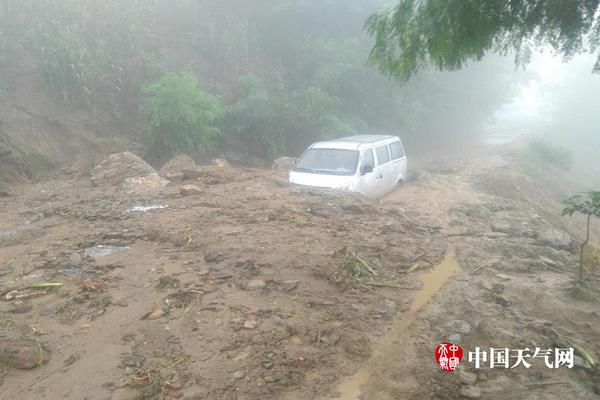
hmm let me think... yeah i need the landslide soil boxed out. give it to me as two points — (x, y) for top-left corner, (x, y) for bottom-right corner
(0, 150), (599, 400)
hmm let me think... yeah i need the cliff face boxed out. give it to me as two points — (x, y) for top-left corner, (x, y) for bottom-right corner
(0, 42), (142, 184)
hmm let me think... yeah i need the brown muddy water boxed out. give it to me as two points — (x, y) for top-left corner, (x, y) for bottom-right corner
(334, 249), (462, 400)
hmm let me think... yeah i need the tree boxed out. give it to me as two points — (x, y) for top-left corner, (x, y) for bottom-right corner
(562, 191), (600, 282)
(366, 0), (600, 81)
(143, 72), (225, 155)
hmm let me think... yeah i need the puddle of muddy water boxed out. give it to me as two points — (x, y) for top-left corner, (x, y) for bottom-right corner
(334, 249), (462, 400)
(126, 204), (169, 213)
(84, 245), (129, 259)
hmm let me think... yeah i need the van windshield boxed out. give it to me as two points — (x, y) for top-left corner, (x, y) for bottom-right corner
(294, 148), (359, 176)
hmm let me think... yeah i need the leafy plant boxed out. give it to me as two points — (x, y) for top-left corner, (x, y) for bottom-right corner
(366, 0), (600, 81)
(143, 72), (225, 154)
(562, 191), (600, 282)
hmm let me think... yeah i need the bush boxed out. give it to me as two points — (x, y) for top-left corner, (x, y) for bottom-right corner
(519, 139), (574, 171)
(143, 72), (225, 154)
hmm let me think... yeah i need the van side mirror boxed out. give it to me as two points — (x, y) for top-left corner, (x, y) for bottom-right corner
(361, 165), (373, 175)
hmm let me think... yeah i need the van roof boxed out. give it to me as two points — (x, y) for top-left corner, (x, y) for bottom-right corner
(311, 135), (399, 150)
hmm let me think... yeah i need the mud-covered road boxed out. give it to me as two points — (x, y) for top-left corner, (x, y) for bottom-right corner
(1, 150), (599, 400)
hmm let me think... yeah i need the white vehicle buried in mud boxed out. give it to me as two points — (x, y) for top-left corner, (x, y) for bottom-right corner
(289, 135), (407, 198)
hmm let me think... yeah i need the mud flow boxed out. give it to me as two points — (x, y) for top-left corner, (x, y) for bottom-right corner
(1, 152), (599, 400)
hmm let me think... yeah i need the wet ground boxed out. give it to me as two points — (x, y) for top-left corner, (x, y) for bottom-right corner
(0, 150), (599, 399)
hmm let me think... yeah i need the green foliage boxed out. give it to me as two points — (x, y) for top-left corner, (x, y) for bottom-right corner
(562, 191), (600, 282)
(226, 75), (366, 160)
(367, 0), (600, 81)
(519, 139), (574, 171)
(143, 72), (225, 153)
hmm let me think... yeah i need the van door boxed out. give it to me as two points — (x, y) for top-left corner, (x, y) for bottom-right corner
(389, 140), (407, 184)
(374, 144), (395, 194)
(355, 148), (379, 197)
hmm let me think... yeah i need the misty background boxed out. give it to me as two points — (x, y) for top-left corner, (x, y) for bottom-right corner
(0, 0), (598, 184)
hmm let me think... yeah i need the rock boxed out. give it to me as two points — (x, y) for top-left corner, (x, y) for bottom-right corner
(9, 302), (33, 314)
(211, 158), (230, 168)
(159, 155), (197, 181)
(232, 370), (245, 380)
(0, 339), (50, 369)
(180, 184), (203, 196)
(459, 370), (478, 386)
(535, 229), (572, 250)
(243, 319), (259, 329)
(0, 226), (45, 248)
(122, 173), (169, 196)
(459, 386), (481, 399)
(144, 309), (166, 320)
(447, 320), (472, 335)
(272, 157), (297, 172)
(69, 252), (83, 265)
(245, 279), (266, 290)
(373, 298), (397, 319)
(91, 152), (156, 187)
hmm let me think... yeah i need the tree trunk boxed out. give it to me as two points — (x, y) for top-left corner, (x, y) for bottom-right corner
(579, 214), (591, 282)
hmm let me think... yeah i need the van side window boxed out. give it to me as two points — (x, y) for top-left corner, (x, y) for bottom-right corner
(375, 145), (390, 165)
(362, 149), (374, 168)
(389, 141), (405, 159)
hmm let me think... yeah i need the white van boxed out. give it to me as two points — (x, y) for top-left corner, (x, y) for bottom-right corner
(289, 135), (407, 198)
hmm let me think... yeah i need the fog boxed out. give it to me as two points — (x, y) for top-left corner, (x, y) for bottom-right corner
(2, 2), (600, 399)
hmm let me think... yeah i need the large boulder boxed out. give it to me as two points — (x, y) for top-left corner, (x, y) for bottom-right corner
(535, 229), (572, 250)
(91, 152), (156, 187)
(272, 157), (297, 172)
(122, 173), (169, 196)
(158, 154), (197, 182)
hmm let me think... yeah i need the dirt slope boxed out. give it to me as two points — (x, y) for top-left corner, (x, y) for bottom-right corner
(0, 151), (599, 400)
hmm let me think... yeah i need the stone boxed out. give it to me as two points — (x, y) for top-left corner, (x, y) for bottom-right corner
(0, 339), (50, 369)
(91, 152), (156, 187)
(243, 319), (258, 329)
(373, 298), (397, 319)
(180, 184), (203, 196)
(69, 252), (83, 265)
(459, 370), (478, 386)
(459, 386), (481, 399)
(535, 229), (572, 250)
(122, 173), (169, 196)
(245, 279), (266, 290)
(447, 319), (472, 335)
(232, 370), (245, 380)
(272, 157), (297, 172)
(159, 154), (197, 181)
(211, 158), (231, 168)
(145, 309), (166, 320)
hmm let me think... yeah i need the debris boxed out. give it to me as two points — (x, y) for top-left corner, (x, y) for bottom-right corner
(142, 309), (166, 320)
(372, 298), (397, 319)
(245, 279), (266, 290)
(333, 247), (415, 290)
(159, 154), (197, 181)
(91, 152), (156, 187)
(459, 385), (481, 399)
(180, 184), (203, 196)
(84, 245), (129, 259)
(573, 344), (597, 367)
(458, 370), (478, 386)
(243, 319), (258, 329)
(535, 229), (572, 250)
(0, 339), (50, 369)
(232, 370), (245, 380)
(122, 173), (169, 196)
